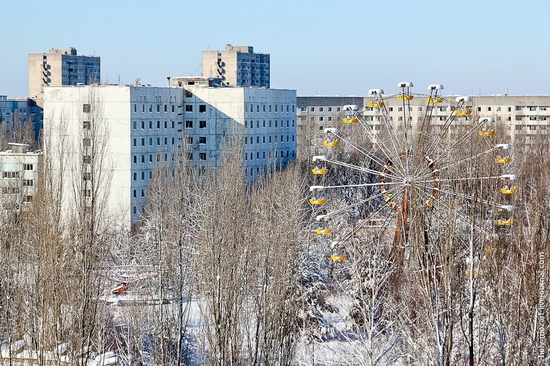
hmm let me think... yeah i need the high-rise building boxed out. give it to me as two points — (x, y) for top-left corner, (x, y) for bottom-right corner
(0, 95), (43, 140)
(202, 45), (270, 88)
(43, 83), (296, 230)
(28, 47), (100, 98)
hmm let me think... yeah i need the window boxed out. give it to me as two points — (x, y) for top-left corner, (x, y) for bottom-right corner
(164, 105), (167, 112)
(200, 120), (206, 128)
(149, 138), (153, 146)
(22, 179), (33, 187)
(497, 107), (501, 112)
(24, 164), (34, 171)
(83, 104), (91, 113)
(133, 139), (137, 147)
(398, 107), (403, 112)
(172, 105), (175, 112)
(199, 153), (206, 160)
(515, 106), (522, 111)
(142, 172), (145, 180)
(199, 105), (206, 113)
(199, 137), (206, 144)
(83, 138), (91, 146)
(149, 155), (153, 163)
(149, 121), (152, 129)
(157, 104), (160, 112)
(157, 121), (160, 129)
(508, 107), (512, 112)
(82, 189), (91, 197)
(133, 172), (137, 180)
(133, 190), (136, 198)
(310, 107), (315, 112)
(83, 121), (91, 129)
(186, 120), (193, 128)
(133, 155), (137, 164)
(529, 106), (537, 111)
(487, 107), (492, 112)
(185, 90), (192, 97)
(187, 137), (193, 144)
(142, 155), (145, 163)
(185, 105), (193, 112)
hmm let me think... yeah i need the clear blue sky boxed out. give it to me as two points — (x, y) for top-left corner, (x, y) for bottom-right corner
(1, 0), (549, 97)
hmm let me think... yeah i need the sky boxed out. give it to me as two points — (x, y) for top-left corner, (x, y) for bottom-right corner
(1, 0), (549, 98)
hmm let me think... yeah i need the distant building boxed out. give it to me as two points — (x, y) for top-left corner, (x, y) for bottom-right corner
(297, 94), (550, 144)
(28, 47), (100, 99)
(43, 83), (296, 230)
(0, 143), (42, 210)
(202, 45), (270, 88)
(0, 95), (43, 141)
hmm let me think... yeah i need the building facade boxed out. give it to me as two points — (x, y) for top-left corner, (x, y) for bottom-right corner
(0, 96), (43, 140)
(0, 143), (42, 210)
(29, 48), (100, 99)
(44, 83), (296, 230)
(297, 94), (550, 144)
(183, 84), (296, 180)
(202, 45), (270, 88)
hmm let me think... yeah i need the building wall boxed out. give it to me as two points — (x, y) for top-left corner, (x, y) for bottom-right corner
(185, 86), (296, 180)
(202, 45), (270, 88)
(0, 144), (42, 210)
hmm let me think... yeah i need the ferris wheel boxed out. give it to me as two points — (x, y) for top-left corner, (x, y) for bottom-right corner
(309, 82), (516, 267)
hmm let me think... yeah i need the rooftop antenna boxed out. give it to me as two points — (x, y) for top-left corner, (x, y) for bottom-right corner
(167, 76), (171, 87)
(118, 75), (120, 85)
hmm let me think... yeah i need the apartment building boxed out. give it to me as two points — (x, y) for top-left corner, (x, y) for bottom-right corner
(202, 45), (270, 88)
(44, 85), (183, 230)
(0, 96), (43, 139)
(182, 80), (296, 179)
(297, 93), (550, 144)
(29, 47), (100, 99)
(0, 143), (42, 210)
(43, 83), (296, 230)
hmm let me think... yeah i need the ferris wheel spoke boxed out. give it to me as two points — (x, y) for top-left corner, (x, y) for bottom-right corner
(322, 157), (404, 180)
(330, 131), (386, 167)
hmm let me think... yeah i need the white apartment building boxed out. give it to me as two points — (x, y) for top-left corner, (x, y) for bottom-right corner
(202, 45), (270, 88)
(29, 48), (100, 99)
(298, 94), (550, 144)
(44, 83), (297, 230)
(0, 143), (42, 210)
(44, 85), (183, 230)
(182, 82), (296, 179)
